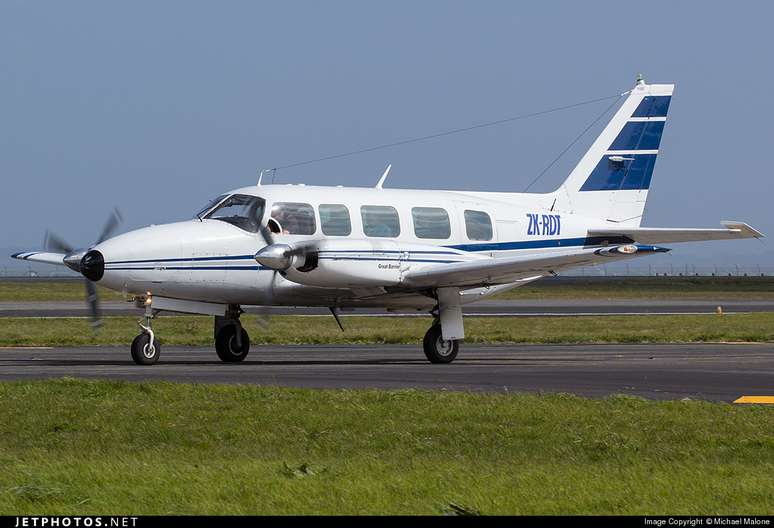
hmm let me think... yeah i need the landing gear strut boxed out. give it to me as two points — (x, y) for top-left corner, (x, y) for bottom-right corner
(131, 301), (161, 365)
(423, 287), (464, 364)
(214, 307), (250, 362)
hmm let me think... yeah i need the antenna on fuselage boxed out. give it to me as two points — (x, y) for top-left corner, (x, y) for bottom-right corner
(258, 168), (276, 186)
(375, 164), (391, 189)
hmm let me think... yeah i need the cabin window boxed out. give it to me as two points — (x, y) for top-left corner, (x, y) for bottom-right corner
(361, 205), (400, 238)
(201, 194), (265, 233)
(319, 204), (351, 236)
(270, 202), (316, 235)
(464, 210), (493, 241)
(412, 207), (451, 239)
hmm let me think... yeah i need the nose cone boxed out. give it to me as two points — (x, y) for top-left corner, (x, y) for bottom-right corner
(80, 250), (105, 281)
(255, 244), (292, 270)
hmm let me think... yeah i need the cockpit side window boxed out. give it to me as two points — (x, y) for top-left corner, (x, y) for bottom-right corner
(270, 202), (316, 235)
(202, 194), (265, 233)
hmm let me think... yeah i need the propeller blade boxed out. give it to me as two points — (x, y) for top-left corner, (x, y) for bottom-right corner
(259, 224), (275, 247)
(84, 279), (102, 330)
(254, 270), (279, 329)
(96, 208), (123, 244)
(44, 231), (74, 254)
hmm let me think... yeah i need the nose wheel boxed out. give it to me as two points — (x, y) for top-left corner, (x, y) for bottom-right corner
(131, 332), (161, 365)
(131, 306), (161, 365)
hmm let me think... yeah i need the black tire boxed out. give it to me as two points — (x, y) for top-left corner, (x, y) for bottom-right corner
(215, 324), (250, 363)
(131, 333), (161, 365)
(422, 324), (459, 364)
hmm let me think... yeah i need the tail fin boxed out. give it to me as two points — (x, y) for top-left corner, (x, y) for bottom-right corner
(553, 78), (674, 226)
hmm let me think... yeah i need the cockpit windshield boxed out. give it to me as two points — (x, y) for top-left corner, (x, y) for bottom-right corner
(200, 194), (265, 233)
(195, 194), (228, 220)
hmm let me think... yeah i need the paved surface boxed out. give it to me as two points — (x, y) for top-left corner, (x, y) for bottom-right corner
(2, 299), (774, 317)
(1, 343), (772, 401)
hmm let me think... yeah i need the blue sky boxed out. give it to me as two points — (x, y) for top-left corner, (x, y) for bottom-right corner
(2, 1), (772, 271)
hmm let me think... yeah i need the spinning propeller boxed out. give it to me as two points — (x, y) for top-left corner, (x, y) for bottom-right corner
(45, 209), (123, 329)
(252, 222), (320, 328)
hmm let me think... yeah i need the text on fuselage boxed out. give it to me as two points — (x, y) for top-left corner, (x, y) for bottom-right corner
(526, 214), (561, 236)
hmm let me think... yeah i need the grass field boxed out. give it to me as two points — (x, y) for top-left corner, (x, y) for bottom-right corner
(1, 312), (774, 346)
(0, 379), (771, 515)
(0, 280), (124, 302)
(2, 277), (774, 302)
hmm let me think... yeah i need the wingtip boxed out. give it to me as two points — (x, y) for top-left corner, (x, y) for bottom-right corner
(720, 221), (765, 239)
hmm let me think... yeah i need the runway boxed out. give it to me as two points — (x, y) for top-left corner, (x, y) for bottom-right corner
(1, 343), (772, 402)
(2, 299), (774, 317)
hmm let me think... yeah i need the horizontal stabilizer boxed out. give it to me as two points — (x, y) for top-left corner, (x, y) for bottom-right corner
(588, 222), (764, 244)
(11, 251), (67, 266)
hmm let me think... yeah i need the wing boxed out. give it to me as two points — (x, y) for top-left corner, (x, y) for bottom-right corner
(11, 251), (67, 266)
(588, 221), (763, 244)
(401, 248), (602, 290)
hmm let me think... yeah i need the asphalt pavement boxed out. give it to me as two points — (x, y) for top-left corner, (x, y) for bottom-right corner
(2, 343), (772, 401)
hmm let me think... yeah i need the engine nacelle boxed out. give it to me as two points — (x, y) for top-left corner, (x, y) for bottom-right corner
(277, 238), (472, 288)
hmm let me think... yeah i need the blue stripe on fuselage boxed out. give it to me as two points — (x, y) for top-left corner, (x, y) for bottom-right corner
(104, 237), (636, 269)
(446, 236), (633, 252)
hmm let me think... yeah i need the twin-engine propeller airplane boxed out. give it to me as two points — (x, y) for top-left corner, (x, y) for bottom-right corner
(13, 78), (763, 365)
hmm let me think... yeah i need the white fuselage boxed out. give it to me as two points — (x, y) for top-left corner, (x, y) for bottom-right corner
(94, 183), (625, 309)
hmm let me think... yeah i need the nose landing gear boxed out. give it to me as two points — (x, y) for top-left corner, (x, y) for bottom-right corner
(131, 302), (161, 365)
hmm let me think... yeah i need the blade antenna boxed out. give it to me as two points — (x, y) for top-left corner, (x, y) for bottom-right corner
(375, 163), (391, 189)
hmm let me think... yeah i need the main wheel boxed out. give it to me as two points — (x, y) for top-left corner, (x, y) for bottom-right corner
(131, 333), (161, 365)
(422, 324), (459, 364)
(215, 324), (250, 363)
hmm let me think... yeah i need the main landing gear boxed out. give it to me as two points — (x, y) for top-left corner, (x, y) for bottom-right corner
(214, 307), (250, 363)
(422, 287), (464, 364)
(423, 322), (459, 363)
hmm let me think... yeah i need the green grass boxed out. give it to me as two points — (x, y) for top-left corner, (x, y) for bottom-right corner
(0, 380), (771, 514)
(1, 313), (773, 347)
(0, 280), (123, 302)
(2, 277), (774, 302)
